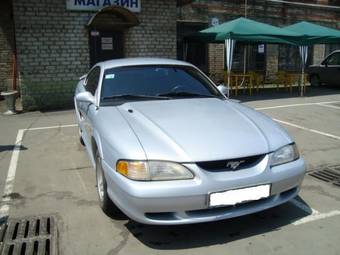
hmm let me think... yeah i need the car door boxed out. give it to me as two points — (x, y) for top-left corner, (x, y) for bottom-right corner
(322, 52), (340, 85)
(79, 66), (101, 150)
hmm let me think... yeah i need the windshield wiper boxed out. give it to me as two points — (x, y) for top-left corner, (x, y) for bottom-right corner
(102, 94), (170, 100)
(157, 91), (215, 98)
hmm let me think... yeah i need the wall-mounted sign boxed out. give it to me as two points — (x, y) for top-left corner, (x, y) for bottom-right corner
(66, 0), (141, 13)
(211, 17), (220, 27)
(101, 37), (113, 50)
(258, 44), (265, 54)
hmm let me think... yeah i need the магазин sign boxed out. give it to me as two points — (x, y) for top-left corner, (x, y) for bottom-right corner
(66, 0), (141, 13)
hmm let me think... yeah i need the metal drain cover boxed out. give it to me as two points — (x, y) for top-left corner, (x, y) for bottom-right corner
(309, 165), (340, 187)
(0, 215), (57, 255)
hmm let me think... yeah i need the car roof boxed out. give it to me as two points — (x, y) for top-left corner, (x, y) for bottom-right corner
(95, 57), (195, 70)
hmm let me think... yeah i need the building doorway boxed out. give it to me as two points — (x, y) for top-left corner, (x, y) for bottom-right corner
(89, 30), (124, 66)
(87, 6), (139, 67)
(177, 22), (208, 73)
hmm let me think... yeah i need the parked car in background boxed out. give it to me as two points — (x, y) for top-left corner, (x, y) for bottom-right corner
(307, 50), (340, 86)
(74, 58), (305, 225)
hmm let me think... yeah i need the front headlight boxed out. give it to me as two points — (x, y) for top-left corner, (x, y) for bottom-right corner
(271, 143), (300, 167)
(116, 160), (194, 181)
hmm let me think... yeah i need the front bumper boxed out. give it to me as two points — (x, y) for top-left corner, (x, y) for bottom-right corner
(102, 155), (305, 225)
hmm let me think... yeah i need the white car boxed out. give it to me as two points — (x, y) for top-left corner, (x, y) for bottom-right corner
(74, 58), (305, 225)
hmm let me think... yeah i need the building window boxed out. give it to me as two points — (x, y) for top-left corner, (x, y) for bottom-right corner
(278, 45), (313, 71)
(325, 44), (340, 56)
(232, 43), (266, 73)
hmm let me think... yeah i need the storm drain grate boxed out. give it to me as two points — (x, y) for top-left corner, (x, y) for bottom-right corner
(309, 165), (340, 187)
(0, 215), (57, 255)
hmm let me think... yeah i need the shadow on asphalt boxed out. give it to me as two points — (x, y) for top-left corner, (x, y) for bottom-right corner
(108, 196), (313, 250)
(0, 145), (27, 152)
(232, 86), (340, 103)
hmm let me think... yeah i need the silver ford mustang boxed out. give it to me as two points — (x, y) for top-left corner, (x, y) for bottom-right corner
(74, 58), (305, 225)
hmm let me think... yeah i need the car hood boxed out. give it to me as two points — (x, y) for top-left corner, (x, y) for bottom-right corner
(116, 98), (292, 162)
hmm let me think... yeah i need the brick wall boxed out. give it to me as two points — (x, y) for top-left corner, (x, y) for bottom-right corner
(313, 44), (326, 64)
(266, 45), (279, 80)
(125, 0), (177, 58)
(0, 0), (15, 94)
(12, 0), (91, 110)
(13, 0), (177, 110)
(208, 44), (224, 83)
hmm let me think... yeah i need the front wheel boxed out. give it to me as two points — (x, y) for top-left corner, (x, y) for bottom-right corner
(79, 128), (85, 146)
(95, 152), (117, 215)
(310, 75), (320, 87)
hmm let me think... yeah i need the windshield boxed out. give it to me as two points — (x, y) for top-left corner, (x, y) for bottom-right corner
(100, 65), (223, 105)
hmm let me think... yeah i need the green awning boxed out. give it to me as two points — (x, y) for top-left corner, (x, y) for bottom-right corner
(191, 17), (303, 44)
(284, 21), (340, 45)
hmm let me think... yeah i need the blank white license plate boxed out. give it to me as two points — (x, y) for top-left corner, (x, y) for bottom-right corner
(209, 184), (271, 207)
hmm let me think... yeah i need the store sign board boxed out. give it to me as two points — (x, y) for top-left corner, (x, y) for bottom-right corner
(66, 0), (141, 13)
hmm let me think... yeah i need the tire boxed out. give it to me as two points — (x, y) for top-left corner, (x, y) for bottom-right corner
(95, 151), (117, 215)
(79, 128), (85, 146)
(310, 75), (320, 87)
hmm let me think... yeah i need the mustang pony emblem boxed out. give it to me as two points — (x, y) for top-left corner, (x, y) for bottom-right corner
(226, 160), (246, 170)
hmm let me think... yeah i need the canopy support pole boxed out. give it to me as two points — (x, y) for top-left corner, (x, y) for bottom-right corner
(240, 44), (247, 87)
(225, 39), (235, 97)
(299, 45), (308, 97)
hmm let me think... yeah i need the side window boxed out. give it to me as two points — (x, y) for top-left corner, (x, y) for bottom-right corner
(326, 53), (340, 65)
(86, 67), (101, 95)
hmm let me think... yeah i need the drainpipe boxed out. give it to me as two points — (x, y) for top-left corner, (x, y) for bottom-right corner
(12, 50), (17, 91)
(11, 1), (18, 92)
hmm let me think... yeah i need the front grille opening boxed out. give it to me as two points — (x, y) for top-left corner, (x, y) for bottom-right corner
(196, 154), (265, 172)
(145, 212), (176, 221)
(280, 187), (297, 198)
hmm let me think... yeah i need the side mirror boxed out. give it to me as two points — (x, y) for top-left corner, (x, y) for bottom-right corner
(217, 85), (229, 96)
(76, 91), (95, 105)
(79, 74), (87, 86)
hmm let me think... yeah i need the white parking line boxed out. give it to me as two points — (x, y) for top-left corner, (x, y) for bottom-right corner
(255, 100), (340, 110)
(292, 210), (340, 226)
(274, 119), (340, 141)
(0, 124), (78, 219)
(0, 129), (24, 219)
(23, 124), (77, 131)
(316, 103), (340, 110)
(289, 199), (340, 226)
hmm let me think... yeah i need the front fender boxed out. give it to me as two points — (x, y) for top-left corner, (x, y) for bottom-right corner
(90, 129), (104, 168)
